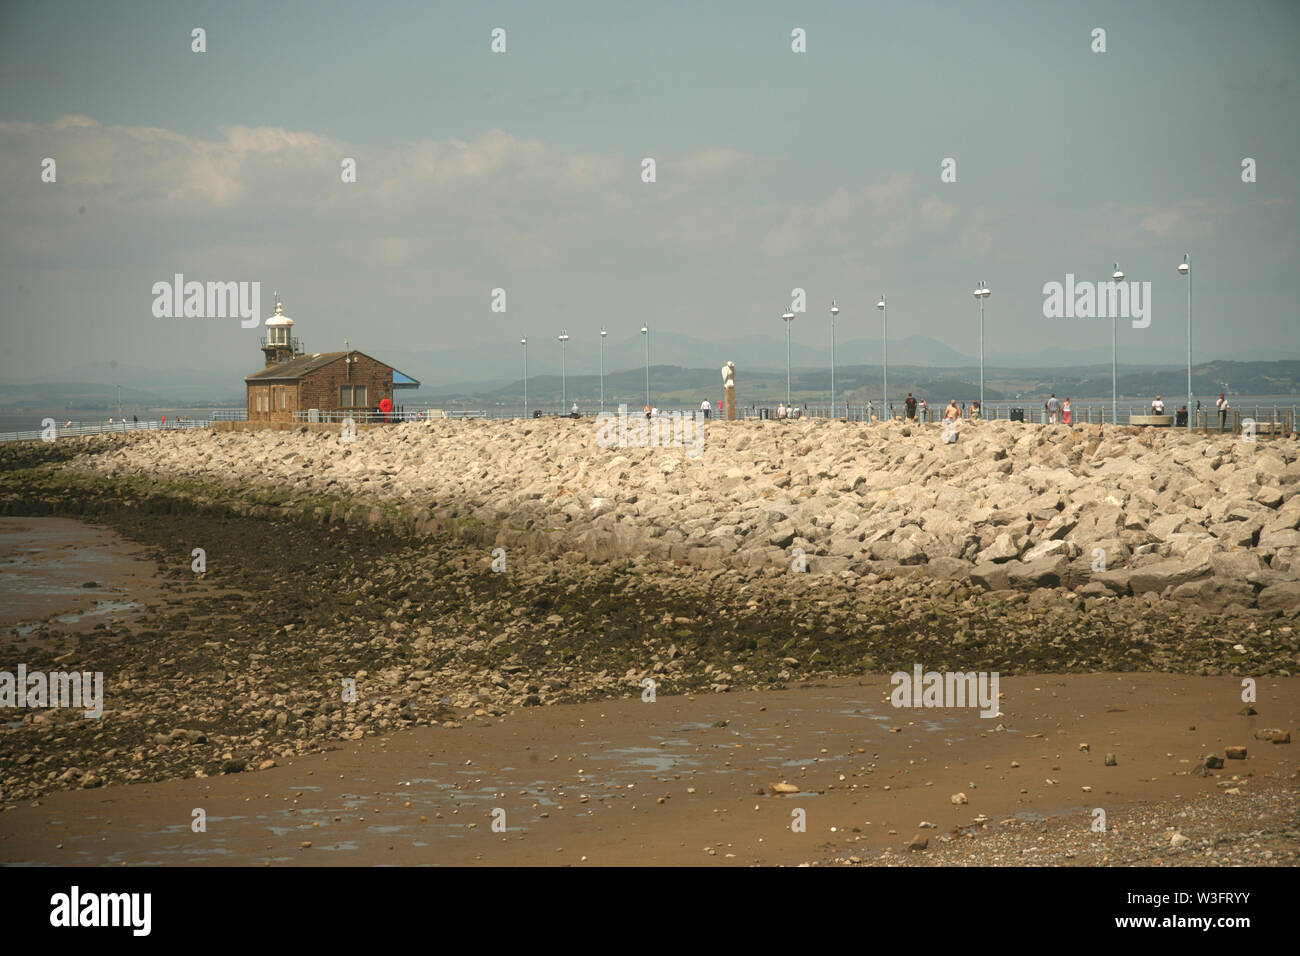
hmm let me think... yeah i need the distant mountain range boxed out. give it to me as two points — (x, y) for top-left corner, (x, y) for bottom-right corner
(2, 337), (1298, 408)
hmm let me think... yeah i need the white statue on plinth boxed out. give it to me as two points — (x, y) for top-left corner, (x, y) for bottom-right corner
(721, 361), (735, 389)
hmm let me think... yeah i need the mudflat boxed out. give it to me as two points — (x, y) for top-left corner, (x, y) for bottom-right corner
(2, 674), (1295, 866)
(0, 516), (154, 633)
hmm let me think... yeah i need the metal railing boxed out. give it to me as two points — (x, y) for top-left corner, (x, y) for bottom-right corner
(0, 418), (214, 443)
(762, 402), (1299, 429)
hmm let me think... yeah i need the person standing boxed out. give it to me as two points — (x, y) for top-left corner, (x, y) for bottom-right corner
(905, 393), (917, 420)
(969, 400), (981, 421)
(1216, 393), (1229, 430)
(1151, 395), (1165, 415)
(1062, 397), (1072, 426)
(776, 402), (786, 420)
(700, 399), (711, 420)
(1045, 393), (1060, 425)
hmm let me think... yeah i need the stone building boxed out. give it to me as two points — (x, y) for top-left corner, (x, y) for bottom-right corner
(244, 297), (420, 423)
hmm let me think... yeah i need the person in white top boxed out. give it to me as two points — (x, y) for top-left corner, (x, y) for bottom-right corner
(700, 399), (711, 420)
(1151, 395), (1165, 414)
(1216, 393), (1229, 429)
(776, 403), (786, 420)
(650, 406), (659, 418)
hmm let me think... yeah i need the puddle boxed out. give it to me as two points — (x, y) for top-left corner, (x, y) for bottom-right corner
(13, 601), (141, 636)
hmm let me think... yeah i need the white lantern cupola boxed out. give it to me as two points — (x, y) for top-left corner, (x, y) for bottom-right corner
(261, 292), (301, 367)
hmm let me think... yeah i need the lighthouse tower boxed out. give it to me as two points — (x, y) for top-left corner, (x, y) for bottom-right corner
(261, 293), (300, 367)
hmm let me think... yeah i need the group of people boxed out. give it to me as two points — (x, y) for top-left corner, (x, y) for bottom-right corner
(775, 403), (803, 420)
(905, 393), (982, 423)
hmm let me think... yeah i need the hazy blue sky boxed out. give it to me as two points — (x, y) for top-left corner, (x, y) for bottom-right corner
(1, 0), (1296, 379)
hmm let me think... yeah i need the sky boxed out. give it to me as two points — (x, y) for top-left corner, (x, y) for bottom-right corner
(1, 0), (1297, 381)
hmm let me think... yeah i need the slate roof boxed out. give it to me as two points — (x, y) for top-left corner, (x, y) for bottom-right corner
(245, 352), (347, 382)
(244, 351), (419, 387)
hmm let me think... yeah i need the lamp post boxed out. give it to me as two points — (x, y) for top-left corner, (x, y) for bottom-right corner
(782, 309), (795, 406)
(1111, 263), (1124, 425)
(640, 324), (649, 408)
(876, 295), (888, 420)
(1179, 254), (1191, 432)
(600, 327), (608, 413)
(521, 337), (528, 418)
(558, 329), (569, 412)
(829, 301), (839, 418)
(973, 282), (991, 411)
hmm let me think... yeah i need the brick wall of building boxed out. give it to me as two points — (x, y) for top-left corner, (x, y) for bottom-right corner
(297, 355), (393, 413)
(246, 353), (395, 423)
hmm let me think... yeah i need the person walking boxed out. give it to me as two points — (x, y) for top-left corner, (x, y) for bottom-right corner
(700, 399), (711, 420)
(1062, 397), (1072, 426)
(917, 398), (928, 421)
(904, 393), (917, 420)
(1045, 393), (1060, 425)
(1216, 393), (1229, 430)
(969, 400), (981, 421)
(776, 402), (786, 420)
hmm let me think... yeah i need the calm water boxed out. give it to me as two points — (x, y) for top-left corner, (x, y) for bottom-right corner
(0, 408), (238, 433)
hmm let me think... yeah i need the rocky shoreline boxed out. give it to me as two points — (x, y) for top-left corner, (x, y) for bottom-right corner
(66, 418), (1300, 606)
(1, 422), (1298, 807)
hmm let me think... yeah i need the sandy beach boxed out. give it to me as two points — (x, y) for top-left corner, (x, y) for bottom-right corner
(1, 422), (1297, 866)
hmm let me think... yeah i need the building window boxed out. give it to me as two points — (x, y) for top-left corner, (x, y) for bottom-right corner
(279, 388), (286, 410)
(340, 385), (367, 407)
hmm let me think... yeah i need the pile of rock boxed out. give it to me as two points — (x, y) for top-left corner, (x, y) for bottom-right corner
(72, 417), (1300, 613)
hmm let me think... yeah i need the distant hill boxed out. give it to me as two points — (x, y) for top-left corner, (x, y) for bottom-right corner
(3, 350), (1297, 410)
(420, 359), (1300, 409)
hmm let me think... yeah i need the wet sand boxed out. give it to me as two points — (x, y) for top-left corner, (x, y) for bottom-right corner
(0, 516), (155, 639)
(2, 673), (1295, 866)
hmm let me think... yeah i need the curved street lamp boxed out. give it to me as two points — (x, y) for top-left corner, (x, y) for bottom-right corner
(599, 327), (608, 413)
(973, 282), (991, 411)
(829, 301), (839, 418)
(1179, 254), (1191, 432)
(782, 309), (796, 407)
(876, 295), (888, 420)
(1111, 263), (1125, 424)
(558, 329), (570, 412)
(640, 324), (649, 407)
